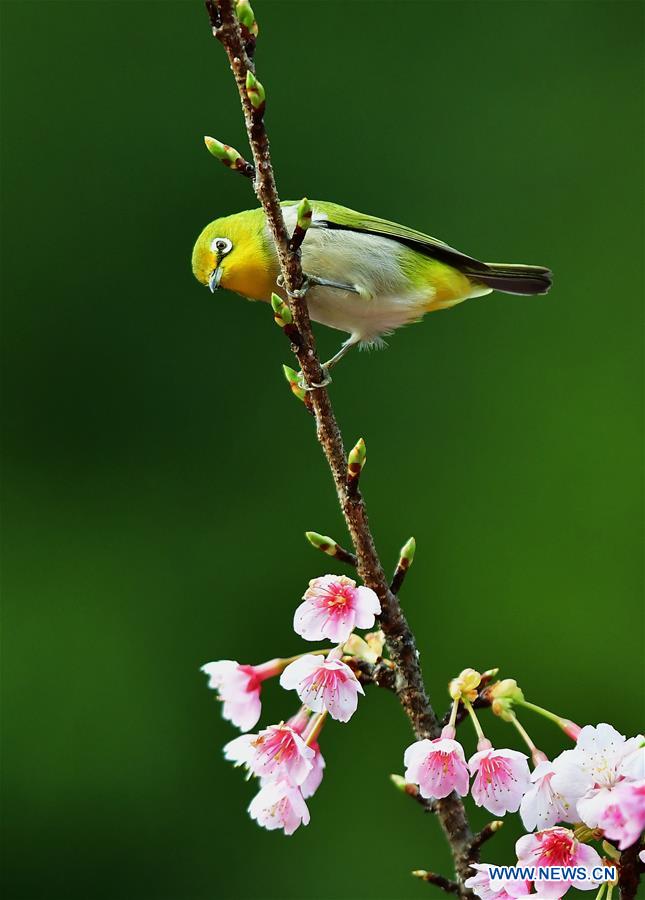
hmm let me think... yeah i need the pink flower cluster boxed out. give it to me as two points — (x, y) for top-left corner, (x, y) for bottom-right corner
(466, 826), (604, 899)
(455, 724), (644, 900)
(405, 728), (532, 815)
(201, 575), (381, 835)
(404, 723), (644, 850)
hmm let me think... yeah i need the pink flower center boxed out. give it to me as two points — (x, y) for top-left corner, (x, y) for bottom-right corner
(536, 830), (576, 865)
(301, 664), (345, 699)
(252, 728), (297, 765)
(321, 583), (355, 610)
(428, 750), (457, 776)
(479, 755), (514, 787)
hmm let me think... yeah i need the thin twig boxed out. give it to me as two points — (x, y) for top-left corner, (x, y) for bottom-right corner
(208, 1), (474, 892)
(469, 821), (504, 857)
(412, 871), (461, 894)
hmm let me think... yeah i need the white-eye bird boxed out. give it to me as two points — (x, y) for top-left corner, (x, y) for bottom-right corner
(192, 200), (552, 374)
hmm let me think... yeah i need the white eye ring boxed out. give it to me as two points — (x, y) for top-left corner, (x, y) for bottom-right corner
(210, 237), (233, 255)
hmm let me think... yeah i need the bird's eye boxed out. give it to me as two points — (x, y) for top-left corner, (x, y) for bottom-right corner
(211, 237), (233, 255)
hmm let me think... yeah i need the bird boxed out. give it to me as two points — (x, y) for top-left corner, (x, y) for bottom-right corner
(192, 200), (552, 382)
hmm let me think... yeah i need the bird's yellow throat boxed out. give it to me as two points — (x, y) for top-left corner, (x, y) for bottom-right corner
(191, 209), (278, 302)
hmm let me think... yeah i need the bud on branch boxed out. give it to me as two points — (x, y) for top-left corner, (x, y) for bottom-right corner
(204, 136), (254, 178)
(245, 70), (266, 113)
(390, 536), (416, 593)
(289, 198), (313, 252)
(347, 438), (366, 495)
(305, 531), (357, 567)
(282, 364), (306, 402)
(235, 0), (258, 36)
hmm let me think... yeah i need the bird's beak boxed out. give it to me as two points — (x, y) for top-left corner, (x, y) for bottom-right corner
(208, 265), (223, 293)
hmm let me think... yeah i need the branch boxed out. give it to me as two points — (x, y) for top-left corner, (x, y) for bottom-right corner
(207, 1), (475, 892)
(618, 843), (644, 900)
(469, 821), (504, 857)
(412, 871), (461, 894)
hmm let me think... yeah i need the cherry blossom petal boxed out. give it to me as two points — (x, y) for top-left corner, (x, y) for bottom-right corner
(469, 748), (531, 816)
(248, 780), (310, 836)
(404, 738), (470, 800)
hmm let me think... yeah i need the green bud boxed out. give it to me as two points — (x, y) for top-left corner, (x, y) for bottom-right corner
(602, 840), (621, 861)
(389, 773), (407, 792)
(347, 438), (366, 475)
(490, 678), (524, 704)
(491, 696), (516, 722)
(271, 292), (293, 327)
(282, 364), (306, 402)
(203, 135), (243, 167)
(482, 667), (500, 681)
(235, 0), (258, 36)
(245, 71), (265, 110)
(305, 531), (337, 556)
(296, 197), (313, 232)
(398, 536), (416, 569)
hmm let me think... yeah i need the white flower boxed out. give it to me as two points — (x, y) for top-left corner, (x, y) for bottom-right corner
(550, 723), (644, 827)
(519, 760), (578, 831)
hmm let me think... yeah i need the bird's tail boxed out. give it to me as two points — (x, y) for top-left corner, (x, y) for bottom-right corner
(472, 263), (553, 296)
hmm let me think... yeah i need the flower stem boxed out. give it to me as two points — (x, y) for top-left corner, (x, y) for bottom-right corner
(515, 699), (581, 739)
(508, 713), (538, 754)
(280, 648), (330, 667)
(303, 710), (327, 746)
(462, 697), (487, 746)
(448, 697), (460, 731)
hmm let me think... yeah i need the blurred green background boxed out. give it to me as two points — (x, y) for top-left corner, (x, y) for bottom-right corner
(2, 1), (643, 898)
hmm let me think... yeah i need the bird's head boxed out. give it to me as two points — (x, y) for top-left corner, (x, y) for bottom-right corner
(191, 209), (277, 302)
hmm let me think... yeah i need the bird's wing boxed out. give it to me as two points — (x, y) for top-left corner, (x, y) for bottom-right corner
(306, 201), (491, 275)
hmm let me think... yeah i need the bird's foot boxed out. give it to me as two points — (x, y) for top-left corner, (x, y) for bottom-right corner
(297, 366), (332, 391)
(276, 273), (360, 298)
(276, 274), (310, 299)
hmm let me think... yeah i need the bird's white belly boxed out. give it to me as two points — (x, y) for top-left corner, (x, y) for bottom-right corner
(305, 284), (427, 343)
(294, 220), (430, 342)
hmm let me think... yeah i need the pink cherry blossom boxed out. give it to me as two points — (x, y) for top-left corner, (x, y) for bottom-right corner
(404, 731), (470, 800)
(550, 724), (644, 831)
(293, 575), (381, 643)
(300, 741), (326, 798)
(468, 746), (531, 816)
(248, 779), (310, 836)
(464, 864), (531, 900)
(279, 652), (364, 722)
(283, 707), (326, 797)
(515, 827), (603, 897)
(223, 722), (314, 787)
(201, 658), (281, 732)
(519, 760), (578, 831)
(580, 778), (645, 850)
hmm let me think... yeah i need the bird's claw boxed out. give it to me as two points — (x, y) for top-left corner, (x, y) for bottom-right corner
(297, 367), (332, 391)
(276, 274), (310, 299)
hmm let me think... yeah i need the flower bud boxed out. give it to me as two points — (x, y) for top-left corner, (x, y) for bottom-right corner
(305, 531), (337, 556)
(343, 630), (385, 664)
(296, 197), (313, 232)
(491, 696), (515, 722)
(245, 71), (265, 111)
(282, 364), (306, 402)
(270, 292), (293, 327)
(449, 667), (481, 702)
(365, 629), (385, 658)
(235, 0), (258, 36)
(347, 438), (366, 477)
(204, 135), (242, 166)
(343, 634), (375, 663)
(490, 678), (524, 703)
